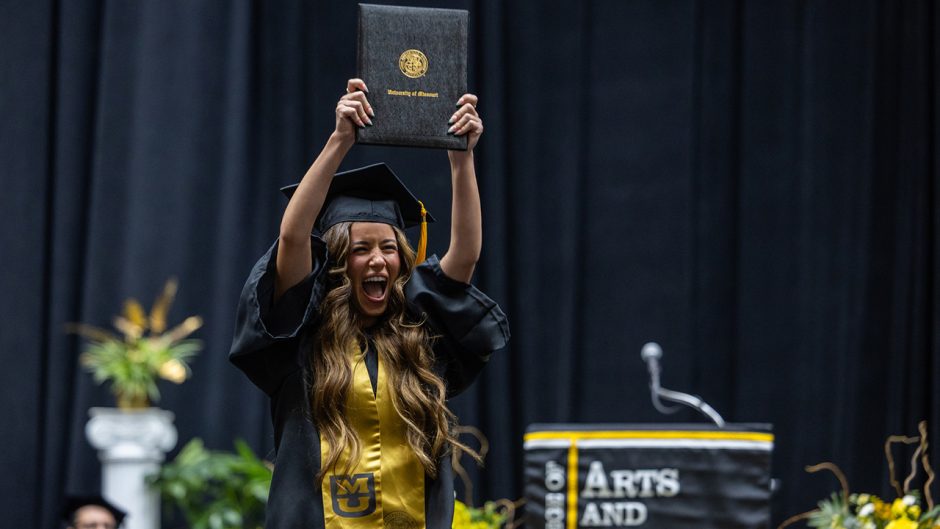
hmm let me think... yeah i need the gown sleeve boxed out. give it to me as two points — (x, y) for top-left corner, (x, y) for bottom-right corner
(405, 255), (511, 397)
(229, 236), (329, 396)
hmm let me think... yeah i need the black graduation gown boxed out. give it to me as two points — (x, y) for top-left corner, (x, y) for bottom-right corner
(229, 237), (510, 529)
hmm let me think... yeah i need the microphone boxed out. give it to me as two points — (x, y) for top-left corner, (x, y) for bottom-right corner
(641, 342), (663, 375)
(640, 342), (726, 428)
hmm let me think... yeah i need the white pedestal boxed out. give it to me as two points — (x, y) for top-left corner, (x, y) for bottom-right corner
(86, 407), (178, 529)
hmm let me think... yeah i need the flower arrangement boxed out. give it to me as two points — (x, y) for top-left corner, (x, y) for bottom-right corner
(67, 278), (202, 409)
(807, 492), (938, 529)
(779, 421), (938, 529)
(453, 499), (508, 529)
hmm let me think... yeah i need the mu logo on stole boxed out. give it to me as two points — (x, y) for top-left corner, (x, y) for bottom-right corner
(330, 473), (377, 517)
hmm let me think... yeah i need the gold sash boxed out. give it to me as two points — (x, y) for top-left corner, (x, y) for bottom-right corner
(320, 342), (427, 529)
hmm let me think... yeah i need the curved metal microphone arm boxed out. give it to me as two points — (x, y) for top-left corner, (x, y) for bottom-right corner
(641, 342), (726, 428)
(647, 366), (683, 415)
(655, 387), (726, 428)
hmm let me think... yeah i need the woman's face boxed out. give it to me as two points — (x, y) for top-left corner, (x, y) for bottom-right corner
(347, 222), (401, 326)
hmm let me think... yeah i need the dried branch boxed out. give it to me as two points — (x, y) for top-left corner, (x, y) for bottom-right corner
(495, 498), (527, 529)
(510, 499), (527, 529)
(776, 510), (816, 529)
(455, 425), (490, 459)
(919, 421), (935, 509)
(904, 445), (923, 494)
(452, 448), (474, 506)
(805, 462), (850, 502)
(451, 425), (490, 506)
(886, 434), (920, 497)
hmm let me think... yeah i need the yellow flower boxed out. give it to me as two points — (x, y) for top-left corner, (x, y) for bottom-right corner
(163, 316), (204, 342)
(149, 278), (178, 333)
(891, 498), (906, 518)
(453, 500), (472, 528)
(113, 315), (144, 340)
(158, 359), (188, 383)
(885, 518), (917, 529)
(874, 498), (892, 520)
(907, 504), (920, 519)
(123, 299), (149, 330)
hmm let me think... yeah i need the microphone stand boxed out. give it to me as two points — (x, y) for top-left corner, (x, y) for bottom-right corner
(641, 342), (726, 428)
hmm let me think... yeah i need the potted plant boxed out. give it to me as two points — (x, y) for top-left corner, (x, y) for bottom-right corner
(67, 278), (203, 409)
(150, 438), (272, 529)
(778, 421), (939, 529)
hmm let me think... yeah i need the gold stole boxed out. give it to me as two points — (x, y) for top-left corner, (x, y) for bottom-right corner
(320, 342), (427, 529)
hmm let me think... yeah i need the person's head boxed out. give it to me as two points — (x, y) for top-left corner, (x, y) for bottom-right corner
(280, 163), (429, 328)
(70, 505), (117, 529)
(321, 220), (416, 327)
(62, 496), (125, 529)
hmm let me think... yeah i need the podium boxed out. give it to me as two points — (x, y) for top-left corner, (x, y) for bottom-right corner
(524, 424), (774, 529)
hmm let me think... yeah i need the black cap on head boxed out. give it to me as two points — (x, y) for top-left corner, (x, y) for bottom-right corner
(61, 495), (126, 527)
(280, 163), (435, 234)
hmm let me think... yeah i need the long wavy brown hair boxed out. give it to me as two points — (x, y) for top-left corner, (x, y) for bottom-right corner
(309, 221), (477, 482)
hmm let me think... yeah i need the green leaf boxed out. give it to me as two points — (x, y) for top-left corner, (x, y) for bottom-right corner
(222, 508), (243, 527)
(208, 511), (224, 529)
(156, 438), (270, 528)
(921, 504), (940, 521)
(234, 439), (259, 462)
(171, 482), (189, 499)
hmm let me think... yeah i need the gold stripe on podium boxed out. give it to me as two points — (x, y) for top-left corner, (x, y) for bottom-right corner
(566, 440), (578, 529)
(525, 430), (774, 443)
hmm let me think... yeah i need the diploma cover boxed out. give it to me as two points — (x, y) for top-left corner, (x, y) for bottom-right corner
(356, 4), (469, 150)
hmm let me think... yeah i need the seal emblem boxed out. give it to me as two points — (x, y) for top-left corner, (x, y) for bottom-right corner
(398, 49), (428, 79)
(384, 510), (420, 529)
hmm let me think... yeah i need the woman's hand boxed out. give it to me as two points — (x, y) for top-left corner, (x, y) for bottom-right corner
(334, 78), (375, 143)
(447, 94), (483, 154)
(440, 94), (483, 283)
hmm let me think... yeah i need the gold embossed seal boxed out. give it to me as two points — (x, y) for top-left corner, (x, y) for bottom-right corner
(384, 511), (420, 529)
(399, 49), (428, 79)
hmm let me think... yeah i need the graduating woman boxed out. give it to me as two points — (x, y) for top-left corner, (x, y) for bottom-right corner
(230, 79), (510, 529)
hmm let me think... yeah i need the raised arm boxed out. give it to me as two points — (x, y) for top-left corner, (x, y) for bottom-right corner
(439, 94), (484, 283)
(275, 79), (374, 299)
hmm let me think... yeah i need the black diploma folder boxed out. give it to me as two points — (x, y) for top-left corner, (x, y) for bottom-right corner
(356, 4), (468, 150)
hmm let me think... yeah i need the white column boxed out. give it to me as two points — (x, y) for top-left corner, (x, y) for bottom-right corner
(85, 407), (178, 529)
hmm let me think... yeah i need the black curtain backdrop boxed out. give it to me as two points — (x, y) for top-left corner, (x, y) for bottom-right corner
(2, 1), (937, 527)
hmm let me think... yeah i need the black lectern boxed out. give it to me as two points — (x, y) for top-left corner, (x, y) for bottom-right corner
(524, 423), (774, 529)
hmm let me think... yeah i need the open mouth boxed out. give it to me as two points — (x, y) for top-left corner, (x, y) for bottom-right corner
(362, 276), (388, 302)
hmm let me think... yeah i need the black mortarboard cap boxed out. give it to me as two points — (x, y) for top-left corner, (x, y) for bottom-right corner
(280, 163), (435, 231)
(61, 495), (127, 527)
(280, 163), (435, 261)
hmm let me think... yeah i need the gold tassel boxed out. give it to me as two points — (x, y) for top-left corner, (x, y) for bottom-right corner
(416, 200), (428, 264)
